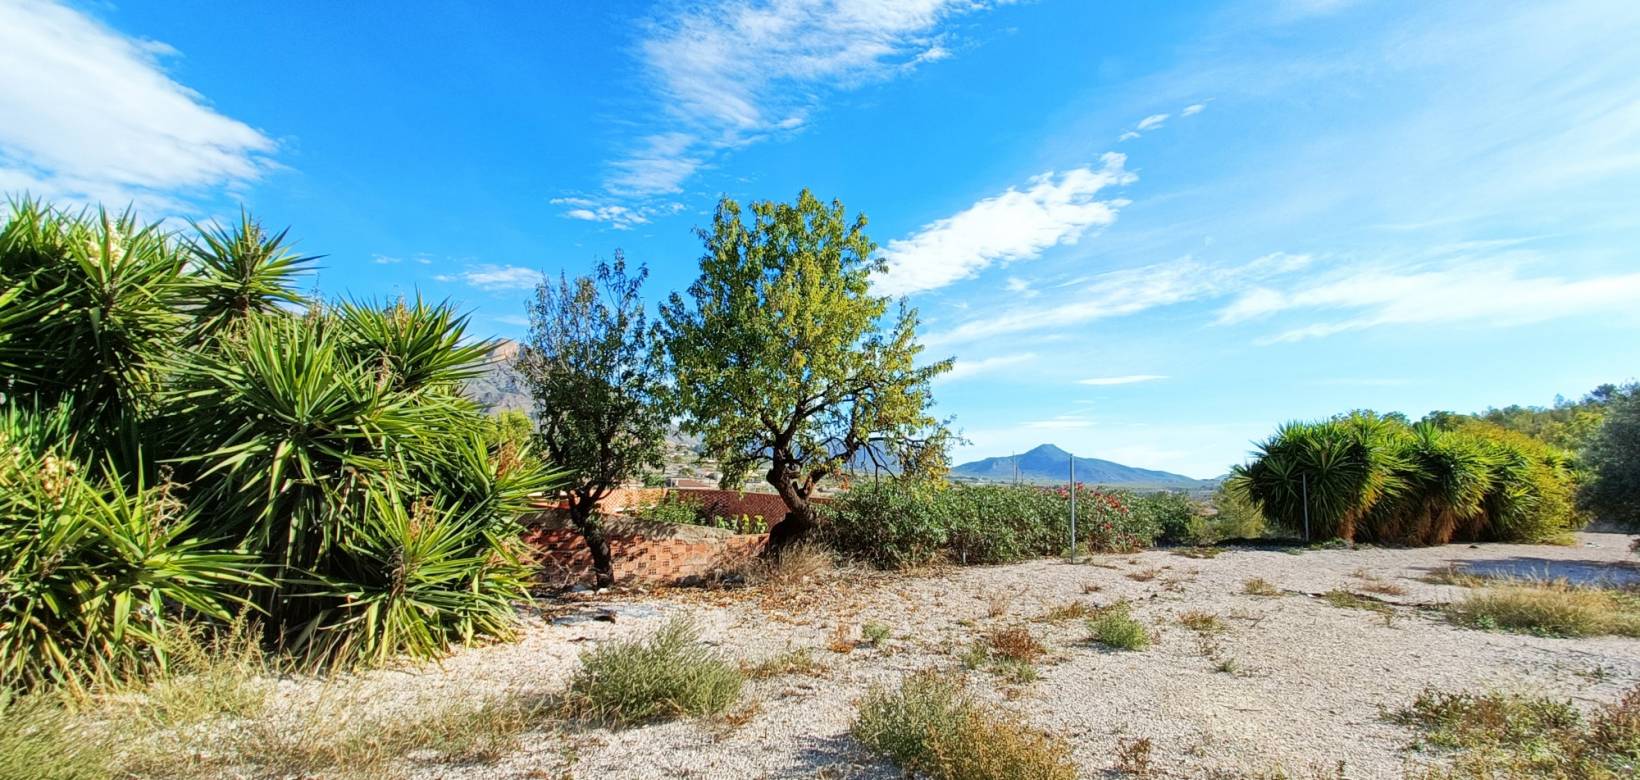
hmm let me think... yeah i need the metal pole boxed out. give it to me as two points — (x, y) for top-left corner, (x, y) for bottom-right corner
(1301, 472), (1311, 542)
(1069, 452), (1077, 557)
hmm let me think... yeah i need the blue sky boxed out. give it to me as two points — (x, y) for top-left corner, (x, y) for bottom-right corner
(3, 0), (1638, 478)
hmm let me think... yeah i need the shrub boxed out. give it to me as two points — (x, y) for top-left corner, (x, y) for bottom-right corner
(1242, 577), (1281, 597)
(851, 671), (1076, 780)
(821, 480), (948, 568)
(0, 200), (560, 678)
(634, 492), (706, 526)
(823, 480), (1156, 568)
(1133, 490), (1200, 545)
(565, 617), (743, 726)
(1579, 386), (1640, 529)
(1448, 582), (1640, 637)
(1088, 603), (1150, 650)
(1391, 685), (1640, 778)
(1230, 412), (1581, 545)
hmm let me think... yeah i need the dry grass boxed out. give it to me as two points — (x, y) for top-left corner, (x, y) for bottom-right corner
(1392, 684), (1640, 779)
(1127, 567), (1162, 582)
(741, 647), (827, 679)
(1178, 611), (1226, 634)
(1242, 578), (1281, 597)
(986, 593), (1012, 618)
(851, 671), (1077, 780)
(1114, 736), (1155, 778)
(985, 627), (1046, 664)
(1421, 565), (1496, 588)
(1448, 581), (1640, 638)
(1039, 601), (1096, 622)
(827, 623), (857, 654)
(1357, 580), (1408, 596)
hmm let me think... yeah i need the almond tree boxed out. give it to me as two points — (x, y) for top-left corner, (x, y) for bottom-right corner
(518, 255), (667, 586)
(660, 190), (953, 549)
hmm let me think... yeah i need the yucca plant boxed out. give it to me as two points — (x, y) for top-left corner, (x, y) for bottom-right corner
(171, 301), (556, 662)
(0, 403), (261, 690)
(186, 210), (315, 342)
(0, 199), (188, 439)
(1231, 414), (1408, 541)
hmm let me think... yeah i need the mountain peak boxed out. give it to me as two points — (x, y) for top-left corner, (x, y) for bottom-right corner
(1024, 443), (1070, 458)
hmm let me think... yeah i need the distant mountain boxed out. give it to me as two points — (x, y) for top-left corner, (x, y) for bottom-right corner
(951, 444), (1213, 490)
(465, 340), (530, 413)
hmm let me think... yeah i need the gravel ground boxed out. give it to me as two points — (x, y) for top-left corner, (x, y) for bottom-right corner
(304, 533), (1640, 779)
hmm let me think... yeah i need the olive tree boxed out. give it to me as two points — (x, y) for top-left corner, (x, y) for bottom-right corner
(518, 255), (667, 586)
(660, 190), (952, 549)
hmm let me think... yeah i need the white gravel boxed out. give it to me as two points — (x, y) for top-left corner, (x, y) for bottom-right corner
(305, 533), (1640, 779)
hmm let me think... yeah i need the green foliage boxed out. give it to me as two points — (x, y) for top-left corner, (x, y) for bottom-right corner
(518, 255), (668, 509)
(823, 481), (1154, 568)
(660, 190), (953, 537)
(482, 409), (534, 454)
(1087, 602), (1150, 650)
(1208, 481), (1268, 541)
(0, 405), (262, 690)
(1131, 490), (1200, 544)
(635, 493), (706, 526)
(851, 670), (1076, 780)
(565, 617), (743, 726)
(0, 199), (559, 682)
(1230, 411), (1580, 545)
(1579, 386), (1640, 529)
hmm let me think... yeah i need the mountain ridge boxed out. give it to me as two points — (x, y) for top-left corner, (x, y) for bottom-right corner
(951, 443), (1214, 490)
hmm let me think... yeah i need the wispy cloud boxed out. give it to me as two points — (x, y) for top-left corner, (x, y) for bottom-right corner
(1135, 113), (1169, 131)
(595, 0), (1007, 201)
(549, 196), (682, 230)
(1181, 102), (1206, 116)
(939, 352), (1036, 382)
(0, 0), (276, 211)
(434, 264), (543, 291)
(875, 153), (1135, 296)
(1220, 259), (1640, 343)
(1077, 374), (1167, 386)
(928, 252), (1309, 347)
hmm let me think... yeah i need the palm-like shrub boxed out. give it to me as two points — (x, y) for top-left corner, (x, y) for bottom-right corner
(1, 198), (557, 681)
(171, 301), (556, 661)
(1231, 412), (1579, 544)
(0, 404), (261, 689)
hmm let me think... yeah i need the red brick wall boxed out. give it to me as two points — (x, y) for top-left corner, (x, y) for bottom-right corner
(538, 487), (826, 521)
(524, 527), (768, 586)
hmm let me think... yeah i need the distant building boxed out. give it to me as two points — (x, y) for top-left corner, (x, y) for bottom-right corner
(665, 477), (717, 489)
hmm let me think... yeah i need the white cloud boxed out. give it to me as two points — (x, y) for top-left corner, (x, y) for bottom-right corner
(1118, 131), (1141, 142)
(1135, 113), (1169, 131)
(1181, 102), (1206, 116)
(927, 251), (1311, 347)
(939, 352), (1036, 382)
(1077, 374), (1167, 386)
(875, 153), (1135, 296)
(0, 0), (276, 209)
(435, 264), (543, 291)
(372, 254), (403, 265)
(604, 0), (1006, 199)
(1222, 260), (1640, 343)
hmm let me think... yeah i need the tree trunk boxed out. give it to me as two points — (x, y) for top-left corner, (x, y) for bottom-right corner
(765, 460), (816, 554)
(568, 494), (615, 588)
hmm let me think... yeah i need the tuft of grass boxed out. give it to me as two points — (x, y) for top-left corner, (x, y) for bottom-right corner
(1321, 589), (1394, 618)
(1178, 611), (1226, 634)
(0, 693), (109, 780)
(1448, 582), (1640, 638)
(1242, 578), (1281, 597)
(851, 671), (1077, 780)
(985, 627), (1045, 663)
(861, 621), (892, 647)
(827, 623), (857, 654)
(1357, 580), (1408, 596)
(1421, 565), (1495, 588)
(1173, 546), (1223, 559)
(1127, 567), (1161, 582)
(986, 594), (1011, 618)
(564, 617), (743, 726)
(1039, 601), (1096, 622)
(1087, 603), (1151, 651)
(1114, 735), (1155, 778)
(741, 647), (827, 679)
(1391, 685), (1640, 779)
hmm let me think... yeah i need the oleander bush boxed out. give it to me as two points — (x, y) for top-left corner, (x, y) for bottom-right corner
(0, 198), (558, 687)
(822, 480), (1154, 568)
